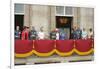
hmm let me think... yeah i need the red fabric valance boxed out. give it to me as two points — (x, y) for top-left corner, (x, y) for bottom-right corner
(34, 40), (55, 53)
(15, 40), (33, 54)
(56, 40), (74, 52)
(75, 39), (92, 52)
(15, 39), (94, 57)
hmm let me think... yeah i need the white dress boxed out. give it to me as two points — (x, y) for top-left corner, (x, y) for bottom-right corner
(56, 32), (59, 40)
(38, 32), (45, 40)
(88, 32), (93, 39)
(82, 31), (87, 39)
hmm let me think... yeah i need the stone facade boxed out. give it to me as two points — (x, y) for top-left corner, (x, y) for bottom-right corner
(16, 4), (94, 33)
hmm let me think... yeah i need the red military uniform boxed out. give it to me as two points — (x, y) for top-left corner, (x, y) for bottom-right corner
(21, 30), (29, 40)
(21, 26), (29, 40)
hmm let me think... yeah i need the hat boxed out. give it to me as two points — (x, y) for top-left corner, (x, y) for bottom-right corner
(55, 28), (59, 32)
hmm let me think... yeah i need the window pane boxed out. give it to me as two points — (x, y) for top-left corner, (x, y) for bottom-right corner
(56, 6), (64, 15)
(65, 7), (73, 15)
(14, 4), (24, 14)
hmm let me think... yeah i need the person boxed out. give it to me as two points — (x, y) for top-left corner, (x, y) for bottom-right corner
(21, 26), (29, 40)
(29, 26), (37, 40)
(50, 30), (57, 40)
(15, 26), (21, 39)
(55, 28), (60, 40)
(88, 28), (93, 39)
(38, 27), (45, 40)
(82, 28), (88, 39)
(59, 29), (68, 40)
(72, 26), (78, 39)
(71, 28), (74, 39)
(76, 25), (82, 39)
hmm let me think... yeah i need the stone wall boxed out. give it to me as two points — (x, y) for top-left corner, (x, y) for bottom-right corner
(80, 8), (94, 31)
(23, 5), (94, 33)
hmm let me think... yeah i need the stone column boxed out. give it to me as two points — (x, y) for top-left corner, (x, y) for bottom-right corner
(50, 6), (56, 31)
(73, 7), (81, 27)
(30, 5), (50, 33)
(24, 4), (31, 27)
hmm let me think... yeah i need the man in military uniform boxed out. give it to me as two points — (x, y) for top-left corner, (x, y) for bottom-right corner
(15, 26), (21, 39)
(50, 30), (57, 40)
(71, 25), (82, 39)
(76, 26), (82, 39)
(29, 26), (37, 40)
(71, 26), (78, 39)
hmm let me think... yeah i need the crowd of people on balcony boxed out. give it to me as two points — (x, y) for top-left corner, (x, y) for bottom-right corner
(15, 25), (93, 40)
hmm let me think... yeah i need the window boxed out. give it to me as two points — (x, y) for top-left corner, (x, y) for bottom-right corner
(65, 7), (73, 15)
(56, 6), (64, 15)
(14, 4), (24, 31)
(56, 6), (73, 16)
(14, 4), (25, 14)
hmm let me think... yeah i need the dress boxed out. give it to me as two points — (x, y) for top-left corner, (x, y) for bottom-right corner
(59, 33), (67, 40)
(82, 31), (87, 39)
(38, 32), (45, 40)
(21, 30), (29, 40)
(88, 32), (93, 39)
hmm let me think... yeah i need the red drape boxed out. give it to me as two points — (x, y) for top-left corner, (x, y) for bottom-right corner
(34, 40), (55, 53)
(56, 40), (74, 52)
(15, 40), (33, 54)
(15, 39), (94, 57)
(75, 39), (92, 52)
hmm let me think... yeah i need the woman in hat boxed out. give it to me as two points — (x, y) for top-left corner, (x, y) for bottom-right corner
(21, 26), (29, 40)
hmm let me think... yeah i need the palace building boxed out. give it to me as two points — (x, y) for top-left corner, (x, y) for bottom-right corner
(14, 4), (94, 65)
(15, 4), (94, 39)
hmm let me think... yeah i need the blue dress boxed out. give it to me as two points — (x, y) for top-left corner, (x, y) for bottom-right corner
(59, 33), (67, 40)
